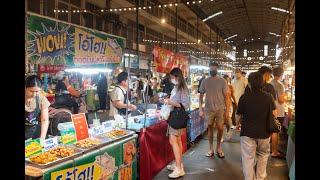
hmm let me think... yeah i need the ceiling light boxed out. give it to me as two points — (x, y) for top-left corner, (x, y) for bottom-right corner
(271, 7), (292, 14)
(203, 11), (223, 22)
(224, 34), (238, 41)
(269, 32), (281, 37)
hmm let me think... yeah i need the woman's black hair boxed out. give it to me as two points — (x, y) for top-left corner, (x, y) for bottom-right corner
(25, 75), (42, 88)
(170, 67), (188, 91)
(248, 72), (263, 91)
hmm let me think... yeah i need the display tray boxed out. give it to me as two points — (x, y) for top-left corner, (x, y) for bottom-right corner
(25, 145), (83, 168)
(96, 129), (134, 142)
(72, 137), (105, 150)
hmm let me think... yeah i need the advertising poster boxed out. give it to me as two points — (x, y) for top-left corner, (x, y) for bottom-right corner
(26, 12), (125, 66)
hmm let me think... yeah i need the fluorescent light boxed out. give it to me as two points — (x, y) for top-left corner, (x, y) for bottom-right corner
(124, 53), (135, 57)
(203, 11), (223, 22)
(65, 68), (113, 74)
(224, 34), (238, 41)
(269, 32), (281, 37)
(271, 7), (292, 14)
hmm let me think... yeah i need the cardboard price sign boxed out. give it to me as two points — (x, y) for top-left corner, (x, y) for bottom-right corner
(25, 138), (43, 158)
(72, 113), (89, 141)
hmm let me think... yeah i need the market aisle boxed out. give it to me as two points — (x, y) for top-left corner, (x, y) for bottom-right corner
(153, 131), (289, 180)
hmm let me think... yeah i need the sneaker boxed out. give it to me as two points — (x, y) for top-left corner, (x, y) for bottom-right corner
(167, 164), (176, 171)
(167, 163), (183, 171)
(168, 168), (185, 178)
(230, 125), (236, 130)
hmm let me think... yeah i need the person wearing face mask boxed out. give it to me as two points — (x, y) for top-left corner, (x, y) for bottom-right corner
(109, 72), (137, 118)
(231, 69), (248, 127)
(199, 62), (231, 159)
(25, 75), (51, 140)
(163, 68), (189, 178)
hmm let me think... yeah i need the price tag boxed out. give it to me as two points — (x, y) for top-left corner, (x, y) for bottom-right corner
(102, 121), (114, 132)
(25, 138), (43, 158)
(72, 113), (89, 141)
(43, 137), (59, 151)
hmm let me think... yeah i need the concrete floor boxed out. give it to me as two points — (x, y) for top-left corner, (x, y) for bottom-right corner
(154, 130), (289, 180)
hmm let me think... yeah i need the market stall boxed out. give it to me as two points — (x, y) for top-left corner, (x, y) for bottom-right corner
(187, 56), (210, 143)
(25, 113), (138, 180)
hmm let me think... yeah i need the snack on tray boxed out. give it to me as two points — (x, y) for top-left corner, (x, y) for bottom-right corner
(29, 152), (57, 164)
(47, 146), (75, 157)
(104, 129), (127, 139)
(75, 138), (101, 148)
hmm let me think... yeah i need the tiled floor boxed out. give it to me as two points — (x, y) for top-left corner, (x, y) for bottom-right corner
(154, 130), (289, 180)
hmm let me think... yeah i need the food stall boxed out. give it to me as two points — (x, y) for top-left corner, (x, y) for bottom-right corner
(26, 12), (139, 180)
(25, 114), (138, 180)
(187, 55), (210, 143)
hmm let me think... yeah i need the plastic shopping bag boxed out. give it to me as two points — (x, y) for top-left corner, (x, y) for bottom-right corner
(159, 105), (172, 120)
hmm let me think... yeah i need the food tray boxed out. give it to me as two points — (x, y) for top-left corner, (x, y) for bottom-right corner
(25, 145), (83, 168)
(72, 137), (105, 150)
(98, 129), (134, 142)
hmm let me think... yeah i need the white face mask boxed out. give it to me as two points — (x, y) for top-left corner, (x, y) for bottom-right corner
(171, 79), (178, 85)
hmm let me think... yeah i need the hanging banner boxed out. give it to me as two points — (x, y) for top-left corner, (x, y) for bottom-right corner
(153, 46), (188, 76)
(153, 46), (174, 73)
(26, 12), (125, 65)
(74, 27), (124, 64)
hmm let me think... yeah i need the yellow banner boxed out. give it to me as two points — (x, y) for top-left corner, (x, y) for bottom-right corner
(51, 162), (102, 180)
(74, 28), (122, 64)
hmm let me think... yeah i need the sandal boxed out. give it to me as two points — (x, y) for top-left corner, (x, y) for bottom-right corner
(205, 151), (215, 157)
(216, 151), (225, 158)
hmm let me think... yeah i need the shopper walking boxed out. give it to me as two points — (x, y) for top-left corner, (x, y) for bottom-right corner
(231, 69), (247, 125)
(236, 72), (277, 180)
(270, 67), (286, 159)
(223, 74), (237, 140)
(163, 67), (189, 178)
(199, 62), (230, 158)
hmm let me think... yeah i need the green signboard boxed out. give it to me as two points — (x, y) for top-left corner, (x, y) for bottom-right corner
(26, 12), (126, 66)
(43, 136), (137, 180)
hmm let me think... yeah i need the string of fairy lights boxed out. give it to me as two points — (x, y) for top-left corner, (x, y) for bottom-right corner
(53, 0), (212, 14)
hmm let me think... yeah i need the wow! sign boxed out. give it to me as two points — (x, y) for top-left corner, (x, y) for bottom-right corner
(26, 12), (125, 65)
(26, 13), (74, 65)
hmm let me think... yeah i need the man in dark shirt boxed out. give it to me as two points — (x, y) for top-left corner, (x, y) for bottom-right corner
(236, 72), (276, 180)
